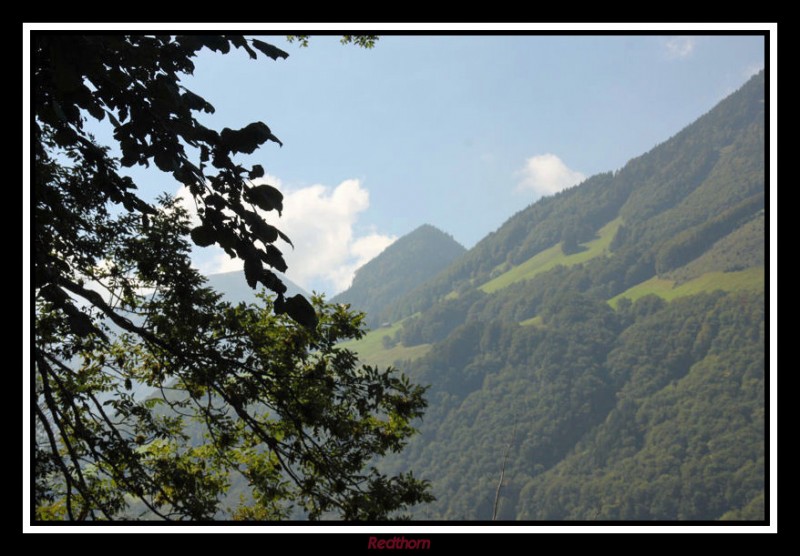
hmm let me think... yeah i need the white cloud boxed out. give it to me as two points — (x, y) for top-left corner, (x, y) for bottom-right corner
(516, 154), (585, 197)
(664, 36), (696, 59)
(178, 177), (396, 295)
(276, 178), (397, 293)
(325, 232), (397, 293)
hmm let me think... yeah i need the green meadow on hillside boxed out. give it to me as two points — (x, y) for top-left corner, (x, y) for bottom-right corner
(339, 317), (432, 368)
(480, 218), (622, 294)
(609, 267), (764, 307)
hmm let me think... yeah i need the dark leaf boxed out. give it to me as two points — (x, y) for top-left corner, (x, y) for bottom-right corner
(211, 147), (232, 168)
(39, 284), (69, 305)
(250, 39), (290, 61)
(284, 295), (318, 329)
(204, 194), (226, 210)
(154, 150), (180, 172)
(175, 35), (205, 54)
(273, 294), (286, 314)
(244, 184), (284, 214)
(259, 269), (287, 295)
(249, 164), (265, 179)
(198, 35), (231, 54)
(53, 61), (83, 92)
(215, 228), (238, 251)
(243, 255), (262, 289)
(133, 198), (158, 215)
(67, 311), (95, 337)
(62, 303), (107, 341)
(190, 225), (216, 247)
(52, 101), (68, 123)
(173, 164), (201, 186)
(181, 90), (215, 114)
(243, 122), (279, 146)
(226, 35), (257, 59)
(219, 127), (251, 155)
(258, 122), (283, 147)
(220, 122), (282, 154)
(261, 244), (288, 273)
(277, 228), (294, 248)
(243, 212), (279, 244)
(235, 238), (260, 262)
(53, 126), (79, 146)
(86, 101), (106, 121)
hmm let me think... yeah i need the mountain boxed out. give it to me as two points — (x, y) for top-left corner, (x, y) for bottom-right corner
(331, 224), (466, 328)
(382, 74), (765, 325)
(351, 71), (766, 520)
(205, 270), (310, 305)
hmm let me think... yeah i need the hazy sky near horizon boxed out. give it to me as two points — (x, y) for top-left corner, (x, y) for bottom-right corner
(106, 33), (765, 296)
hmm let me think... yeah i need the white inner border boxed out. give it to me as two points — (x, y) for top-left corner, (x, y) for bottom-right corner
(23, 22), (777, 534)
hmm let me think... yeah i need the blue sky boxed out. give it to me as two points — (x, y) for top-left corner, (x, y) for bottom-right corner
(98, 33), (766, 295)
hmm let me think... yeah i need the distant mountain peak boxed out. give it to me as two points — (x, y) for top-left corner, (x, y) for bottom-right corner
(332, 224), (466, 327)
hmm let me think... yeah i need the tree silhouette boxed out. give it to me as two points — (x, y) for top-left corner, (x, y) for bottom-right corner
(33, 34), (431, 521)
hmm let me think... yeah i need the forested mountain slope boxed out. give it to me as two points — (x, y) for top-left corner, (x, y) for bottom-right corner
(362, 71), (766, 520)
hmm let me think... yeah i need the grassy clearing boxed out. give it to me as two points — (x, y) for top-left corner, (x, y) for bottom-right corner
(519, 315), (544, 327)
(480, 218), (622, 294)
(609, 267), (764, 308)
(353, 343), (433, 368)
(339, 320), (404, 351)
(338, 315), (431, 367)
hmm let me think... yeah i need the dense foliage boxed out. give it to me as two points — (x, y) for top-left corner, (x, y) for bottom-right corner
(33, 34), (433, 521)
